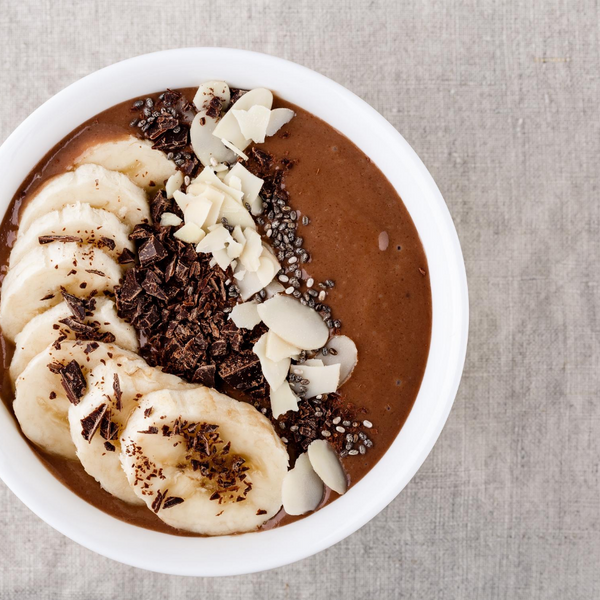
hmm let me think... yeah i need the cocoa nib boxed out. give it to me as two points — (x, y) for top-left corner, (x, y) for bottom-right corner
(162, 496), (184, 509)
(60, 360), (86, 405)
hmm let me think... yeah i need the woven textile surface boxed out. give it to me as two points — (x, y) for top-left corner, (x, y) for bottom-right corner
(0, 0), (598, 598)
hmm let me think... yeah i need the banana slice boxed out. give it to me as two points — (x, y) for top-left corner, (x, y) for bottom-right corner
(69, 358), (184, 504)
(19, 164), (150, 233)
(14, 341), (139, 459)
(120, 387), (289, 535)
(75, 135), (177, 192)
(10, 204), (134, 267)
(0, 244), (123, 342)
(9, 296), (138, 384)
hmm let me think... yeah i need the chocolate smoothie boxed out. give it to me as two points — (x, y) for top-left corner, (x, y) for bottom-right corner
(0, 88), (431, 534)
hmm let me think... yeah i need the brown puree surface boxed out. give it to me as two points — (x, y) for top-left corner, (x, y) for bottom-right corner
(0, 88), (431, 535)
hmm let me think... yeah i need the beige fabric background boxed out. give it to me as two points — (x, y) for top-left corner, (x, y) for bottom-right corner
(1, 0), (599, 598)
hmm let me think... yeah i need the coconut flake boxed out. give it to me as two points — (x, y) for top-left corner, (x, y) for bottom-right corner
(184, 197), (212, 229)
(213, 88), (274, 149)
(265, 331), (300, 362)
(307, 440), (347, 495)
(221, 138), (249, 161)
(232, 105), (271, 144)
(253, 333), (290, 391)
(293, 363), (340, 399)
(224, 164), (264, 215)
(195, 224), (231, 253)
(239, 228), (263, 272)
(165, 171), (184, 199)
(266, 108), (295, 137)
(321, 336), (358, 385)
(218, 195), (255, 229)
(173, 222), (205, 245)
(256, 294), (329, 350)
(270, 381), (299, 419)
(159, 212), (183, 227)
(265, 281), (285, 298)
(282, 452), (324, 516)
(229, 301), (262, 329)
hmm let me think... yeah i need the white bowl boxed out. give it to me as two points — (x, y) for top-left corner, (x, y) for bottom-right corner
(0, 48), (468, 576)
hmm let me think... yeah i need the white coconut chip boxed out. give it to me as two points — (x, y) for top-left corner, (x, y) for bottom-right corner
(321, 335), (358, 385)
(159, 212), (183, 227)
(307, 440), (348, 495)
(239, 228), (263, 272)
(193, 80), (230, 111)
(218, 195), (255, 229)
(184, 197), (212, 230)
(282, 452), (324, 516)
(266, 108), (295, 137)
(270, 381), (299, 419)
(293, 363), (340, 399)
(195, 167), (244, 203)
(224, 164), (264, 215)
(253, 333), (290, 391)
(303, 358), (324, 367)
(165, 171), (184, 199)
(229, 301), (262, 329)
(256, 294), (329, 350)
(232, 105), (271, 144)
(173, 222), (205, 245)
(173, 189), (195, 212)
(221, 138), (249, 161)
(213, 88), (274, 150)
(265, 280), (285, 298)
(265, 331), (300, 362)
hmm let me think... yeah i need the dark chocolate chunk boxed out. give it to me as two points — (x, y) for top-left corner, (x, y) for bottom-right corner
(192, 364), (216, 387)
(60, 288), (87, 320)
(118, 248), (136, 265)
(119, 269), (143, 302)
(97, 237), (116, 251)
(138, 236), (167, 268)
(104, 442), (116, 452)
(60, 360), (86, 405)
(218, 352), (263, 390)
(141, 271), (168, 301)
(80, 403), (107, 441)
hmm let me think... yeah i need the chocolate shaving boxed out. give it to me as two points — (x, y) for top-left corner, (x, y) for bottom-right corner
(104, 442), (116, 452)
(38, 235), (83, 244)
(162, 496), (184, 509)
(97, 237), (116, 251)
(60, 360), (86, 405)
(113, 373), (122, 411)
(60, 288), (86, 321)
(151, 489), (166, 513)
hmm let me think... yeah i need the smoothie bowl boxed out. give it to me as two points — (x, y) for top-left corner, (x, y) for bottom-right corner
(0, 48), (468, 575)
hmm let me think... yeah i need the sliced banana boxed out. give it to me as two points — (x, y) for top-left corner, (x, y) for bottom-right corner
(69, 358), (184, 504)
(14, 341), (139, 459)
(10, 203), (134, 267)
(0, 244), (123, 342)
(120, 387), (289, 535)
(9, 296), (138, 384)
(19, 164), (150, 233)
(75, 135), (177, 192)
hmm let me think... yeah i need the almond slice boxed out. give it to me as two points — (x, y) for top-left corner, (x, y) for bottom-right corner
(165, 171), (184, 199)
(256, 294), (329, 350)
(266, 108), (295, 137)
(265, 331), (300, 362)
(253, 333), (290, 391)
(173, 222), (205, 245)
(212, 88), (274, 150)
(229, 301), (261, 329)
(270, 381), (299, 419)
(232, 105), (271, 144)
(282, 452), (324, 515)
(192, 81), (231, 111)
(321, 336), (358, 385)
(224, 164), (264, 215)
(293, 363), (340, 399)
(159, 212), (182, 227)
(307, 440), (347, 495)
